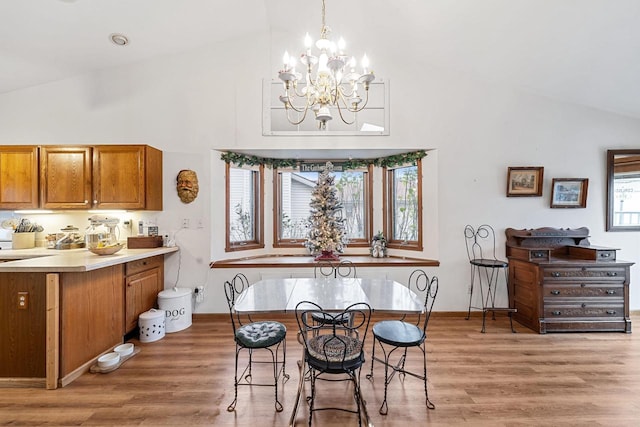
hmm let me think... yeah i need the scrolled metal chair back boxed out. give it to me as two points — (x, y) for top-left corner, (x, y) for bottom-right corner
(464, 224), (498, 262)
(408, 269), (439, 335)
(296, 301), (371, 370)
(314, 260), (336, 278)
(224, 273), (251, 332)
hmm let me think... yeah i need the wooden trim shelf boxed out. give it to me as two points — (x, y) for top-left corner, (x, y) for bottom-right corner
(210, 254), (440, 269)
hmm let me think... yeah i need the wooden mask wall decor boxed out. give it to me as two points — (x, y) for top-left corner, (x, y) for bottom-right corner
(176, 169), (199, 203)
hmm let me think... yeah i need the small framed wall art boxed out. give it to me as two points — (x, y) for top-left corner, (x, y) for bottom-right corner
(550, 178), (588, 208)
(506, 166), (544, 197)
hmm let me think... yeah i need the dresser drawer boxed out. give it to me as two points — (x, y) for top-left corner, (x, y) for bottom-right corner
(126, 255), (163, 276)
(543, 283), (624, 299)
(542, 266), (626, 282)
(544, 302), (624, 319)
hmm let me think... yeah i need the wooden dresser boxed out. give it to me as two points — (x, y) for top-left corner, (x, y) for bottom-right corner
(506, 227), (633, 334)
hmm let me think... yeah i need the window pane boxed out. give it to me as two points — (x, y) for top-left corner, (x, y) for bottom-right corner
(391, 165), (419, 242)
(279, 170), (366, 241)
(229, 168), (255, 242)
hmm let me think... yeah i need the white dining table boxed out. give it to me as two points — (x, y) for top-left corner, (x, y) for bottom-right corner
(232, 277), (424, 427)
(233, 277), (424, 314)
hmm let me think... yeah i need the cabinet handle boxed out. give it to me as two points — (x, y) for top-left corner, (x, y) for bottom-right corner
(607, 272), (618, 277)
(84, 200), (88, 204)
(581, 303), (586, 308)
(606, 289), (616, 295)
(606, 310), (616, 315)
(550, 290), (560, 295)
(551, 272), (561, 277)
(93, 199), (98, 204)
(600, 253), (611, 258)
(552, 311), (562, 316)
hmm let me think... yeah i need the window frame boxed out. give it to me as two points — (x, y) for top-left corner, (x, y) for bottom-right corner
(225, 162), (264, 252)
(383, 159), (423, 251)
(273, 163), (373, 249)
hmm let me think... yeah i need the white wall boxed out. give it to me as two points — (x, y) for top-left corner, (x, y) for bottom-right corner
(1, 30), (639, 314)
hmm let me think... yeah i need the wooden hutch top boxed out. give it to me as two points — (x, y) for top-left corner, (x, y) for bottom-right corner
(506, 227), (619, 263)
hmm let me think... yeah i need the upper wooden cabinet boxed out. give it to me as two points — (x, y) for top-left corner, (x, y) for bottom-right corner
(37, 144), (163, 211)
(93, 145), (162, 210)
(40, 146), (92, 209)
(0, 146), (39, 209)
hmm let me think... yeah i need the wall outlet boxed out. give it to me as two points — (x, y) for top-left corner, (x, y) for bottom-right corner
(18, 291), (28, 310)
(182, 218), (190, 228)
(195, 286), (205, 302)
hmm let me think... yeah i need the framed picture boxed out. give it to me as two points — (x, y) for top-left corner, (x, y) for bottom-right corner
(506, 167), (544, 197)
(550, 178), (588, 208)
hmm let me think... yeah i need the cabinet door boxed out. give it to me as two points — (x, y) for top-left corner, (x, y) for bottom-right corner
(93, 145), (146, 210)
(125, 267), (161, 333)
(0, 146), (39, 209)
(40, 146), (92, 209)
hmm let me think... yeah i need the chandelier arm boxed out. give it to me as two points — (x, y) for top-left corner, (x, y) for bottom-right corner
(285, 97), (312, 113)
(285, 104), (311, 125)
(334, 100), (356, 125)
(352, 89), (370, 112)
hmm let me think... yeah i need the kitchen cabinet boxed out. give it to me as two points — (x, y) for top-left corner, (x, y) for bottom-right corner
(506, 227), (633, 333)
(59, 266), (124, 380)
(93, 145), (162, 210)
(39, 144), (163, 210)
(0, 247), (176, 388)
(124, 255), (164, 334)
(40, 146), (92, 209)
(0, 146), (39, 209)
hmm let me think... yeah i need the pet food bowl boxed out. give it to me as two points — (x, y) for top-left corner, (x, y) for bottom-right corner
(97, 352), (120, 368)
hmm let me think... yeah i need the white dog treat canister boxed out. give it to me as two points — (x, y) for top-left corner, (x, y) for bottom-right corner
(157, 287), (192, 333)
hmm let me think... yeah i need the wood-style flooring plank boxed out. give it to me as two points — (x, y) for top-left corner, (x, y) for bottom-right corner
(1, 313), (639, 426)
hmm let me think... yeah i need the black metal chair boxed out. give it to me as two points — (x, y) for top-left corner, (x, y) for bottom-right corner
(312, 260), (357, 328)
(313, 259), (357, 278)
(464, 224), (516, 333)
(295, 301), (372, 427)
(224, 273), (289, 412)
(366, 269), (438, 415)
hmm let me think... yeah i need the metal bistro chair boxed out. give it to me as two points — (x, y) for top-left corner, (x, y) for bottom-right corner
(295, 301), (372, 427)
(312, 260), (357, 329)
(464, 224), (516, 333)
(224, 273), (289, 412)
(366, 269), (439, 415)
(313, 259), (357, 279)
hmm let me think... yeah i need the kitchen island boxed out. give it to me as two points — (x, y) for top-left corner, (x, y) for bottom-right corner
(0, 246), (178, 389)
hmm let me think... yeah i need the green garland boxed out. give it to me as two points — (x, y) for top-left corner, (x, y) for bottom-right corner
(220, 150), (427, 169)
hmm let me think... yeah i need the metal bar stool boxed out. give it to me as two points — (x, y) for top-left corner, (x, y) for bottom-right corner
(464, 224), (516, 333)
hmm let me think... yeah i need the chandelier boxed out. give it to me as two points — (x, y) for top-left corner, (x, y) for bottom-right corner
(277, 0), (375, 130)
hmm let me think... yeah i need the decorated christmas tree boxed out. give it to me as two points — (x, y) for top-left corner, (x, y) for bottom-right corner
(305, 162), (347, 260)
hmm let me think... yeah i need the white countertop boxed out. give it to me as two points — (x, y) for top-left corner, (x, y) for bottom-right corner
(0, 246), (179, 272)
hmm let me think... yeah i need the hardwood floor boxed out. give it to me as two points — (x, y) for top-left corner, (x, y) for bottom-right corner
(2, 313), (640, 426)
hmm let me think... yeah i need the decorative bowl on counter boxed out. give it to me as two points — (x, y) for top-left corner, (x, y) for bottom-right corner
(88, 243), (124, 256)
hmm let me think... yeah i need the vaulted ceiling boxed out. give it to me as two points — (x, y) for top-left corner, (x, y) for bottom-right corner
(2, 0), (640, 119)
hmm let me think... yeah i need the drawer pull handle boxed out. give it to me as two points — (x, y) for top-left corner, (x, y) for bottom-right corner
(533, 252), (544, 258)
(552, 311), (562, 316)
(551, 272), (561, 277)
(580, 283), (586, 288)
(607, 272), (618, 277)
(606, 310), (616, 315)
(550, 290), (560, 295)
(606, 290), (616, 295)
(600, 253), (611, 258)
(581, 303), (587, 308)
